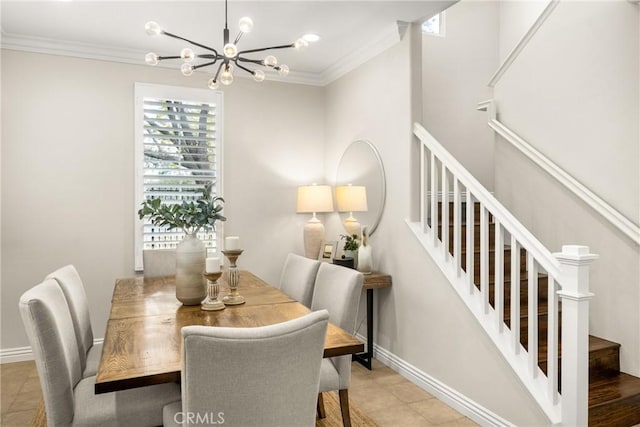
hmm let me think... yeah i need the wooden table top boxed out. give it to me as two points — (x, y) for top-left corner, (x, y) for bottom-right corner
(95, 271), (364, 394)
(362, 272), (392, 290)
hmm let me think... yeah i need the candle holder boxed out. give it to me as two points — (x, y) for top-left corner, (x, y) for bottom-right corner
(201, 271), (225, 311)
(221, 249), (245, 305)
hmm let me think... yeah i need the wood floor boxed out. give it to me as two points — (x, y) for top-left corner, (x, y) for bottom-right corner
(1, 358), (477, 426)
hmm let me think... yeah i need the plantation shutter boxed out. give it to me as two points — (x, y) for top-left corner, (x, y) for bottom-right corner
(134, 84), (223, 271)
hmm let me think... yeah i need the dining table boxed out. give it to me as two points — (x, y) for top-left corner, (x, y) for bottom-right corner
(94, 271), (365, 394)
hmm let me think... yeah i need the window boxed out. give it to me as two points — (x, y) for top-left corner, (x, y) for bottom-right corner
(134, 83), (223, 271)
(422, 12), (445, 37)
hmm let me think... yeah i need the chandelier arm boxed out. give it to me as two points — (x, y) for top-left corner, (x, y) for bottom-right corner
(193, 60), (220, 71)
(197, 54), (219, 60)
(238, 43), (295, 55)
(212, 62), (225, 82)
(234, 62), (256, 76)
(233, 32), (243, 45)
(162, 30), (219, 55)
(158, 55), (181, 61)
(237, 57), (264, 65)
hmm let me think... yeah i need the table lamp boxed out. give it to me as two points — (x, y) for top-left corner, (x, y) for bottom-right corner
(336, 185), (368, 236)
(296, 184), (334, 259)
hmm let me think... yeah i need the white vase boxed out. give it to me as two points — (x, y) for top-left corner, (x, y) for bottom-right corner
(357, 226), (372, 274)
(175, 233), (206, 305)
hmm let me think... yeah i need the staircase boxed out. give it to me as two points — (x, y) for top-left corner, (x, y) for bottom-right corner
(409, 122), (640, 425)
(437, 202), (640, 426)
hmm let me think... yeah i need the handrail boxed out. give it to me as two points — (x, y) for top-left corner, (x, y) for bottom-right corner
(413, 123), (562, 277)
(488, 0), (559, 87)
(487, 119), (640, 245)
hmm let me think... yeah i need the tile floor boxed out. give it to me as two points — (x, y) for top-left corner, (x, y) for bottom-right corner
(1, 358), (477, 426)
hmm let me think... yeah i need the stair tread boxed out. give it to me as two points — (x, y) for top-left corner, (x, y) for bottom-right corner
(538, 335), (617, 364)
(589, 373), (640, 407)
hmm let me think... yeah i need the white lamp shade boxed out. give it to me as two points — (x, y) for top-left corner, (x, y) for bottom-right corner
(335, 185), (368, 212)
(296, 185), (334, 213)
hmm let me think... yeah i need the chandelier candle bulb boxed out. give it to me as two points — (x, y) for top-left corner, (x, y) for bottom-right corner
(206, 257), (221, 273)
(225, 236), (240, 251)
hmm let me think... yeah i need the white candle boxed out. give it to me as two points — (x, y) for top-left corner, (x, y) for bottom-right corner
(225, 236), (241, 251)
(206, 257), (221, 273)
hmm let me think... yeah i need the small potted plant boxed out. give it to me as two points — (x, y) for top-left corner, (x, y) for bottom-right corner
(138, 184), (225, 305)
(340, 233), (359, 268)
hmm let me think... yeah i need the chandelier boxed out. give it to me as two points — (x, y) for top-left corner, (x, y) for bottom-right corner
(144, 0), (311, 89)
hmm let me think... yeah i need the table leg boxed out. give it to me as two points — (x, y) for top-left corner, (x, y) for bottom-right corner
(353, 288), (374, 370)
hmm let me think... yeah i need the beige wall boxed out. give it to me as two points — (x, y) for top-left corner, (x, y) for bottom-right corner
(422, 1), (499, 190)
(493, 1), (640, 375)
(323, 27), (549, 426)
(1, 50), (325, 350)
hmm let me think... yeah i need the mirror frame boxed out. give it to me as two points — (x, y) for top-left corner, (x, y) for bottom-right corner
(335, 139), (386, 236)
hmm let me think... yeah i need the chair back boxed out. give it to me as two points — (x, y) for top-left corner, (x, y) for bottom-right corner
(181, 310), (330, 427)
(19, 279), (82, 426)
(278, 253), (321, 307)
(143, 249), (177, 278)
(311, 263), (363, 333)
(45, 265), (93, 371)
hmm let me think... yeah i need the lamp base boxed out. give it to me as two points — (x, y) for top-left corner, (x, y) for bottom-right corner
(303, 218), (325, 259)
(343, 217), (361, 237)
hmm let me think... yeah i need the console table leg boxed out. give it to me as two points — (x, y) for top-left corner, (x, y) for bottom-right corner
(353, 288), (374, 370)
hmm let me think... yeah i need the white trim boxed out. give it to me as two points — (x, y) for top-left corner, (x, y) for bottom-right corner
(1, 24), (409, 87)
(370, 341), (515, 426)
(1, 339), (104, 364)
(316, 21), (405, 86)
(0, 346), (33, 364)
(488, 0), (560, 88)
(478, 103), (640, 245)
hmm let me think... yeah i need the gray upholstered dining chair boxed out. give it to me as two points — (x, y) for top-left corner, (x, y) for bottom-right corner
(19, 279), (181, 426)
(278, 253), (321, 307)
(45, 265), (101, 378)
(143, 249), (177, 278)
(311, 263), (363, 427)
(163, 310), (330, 427)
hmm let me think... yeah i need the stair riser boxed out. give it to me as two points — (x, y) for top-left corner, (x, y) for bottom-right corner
(589, 346), (621, 379)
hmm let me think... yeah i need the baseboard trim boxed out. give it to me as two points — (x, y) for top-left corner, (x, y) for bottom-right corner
(355, 334), (514, 426)
(1, 338), (104, 364)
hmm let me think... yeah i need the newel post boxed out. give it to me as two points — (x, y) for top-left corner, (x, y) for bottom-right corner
(555, 245), (598, 426)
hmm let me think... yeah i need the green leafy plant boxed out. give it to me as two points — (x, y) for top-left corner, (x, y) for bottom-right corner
(340, 234), (359, 252)
(137, 184), (226, 235)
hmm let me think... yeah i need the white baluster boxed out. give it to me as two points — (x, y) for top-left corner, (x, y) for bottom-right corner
(555, 245), (598, 427)
(453, 180), (462, 276)
(510, 236), (521, 354)
(466, 193), (475, 294)
(547, 276), (559, 404)
(441, 166), (449, 259)
(480, 205), (489, 313)
(528, 253), (538, 378)
(420, 143), (426, 232)
(430, 153), (438, 245)
(495, 220), (504, 332)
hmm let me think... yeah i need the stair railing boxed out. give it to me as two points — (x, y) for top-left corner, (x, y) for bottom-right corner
(409, 122), (598, 425)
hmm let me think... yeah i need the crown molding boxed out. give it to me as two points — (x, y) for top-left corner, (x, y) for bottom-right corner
(1, 25), (408, 87)
(319, 20), (406, 86)
(0, 30), (324, 86)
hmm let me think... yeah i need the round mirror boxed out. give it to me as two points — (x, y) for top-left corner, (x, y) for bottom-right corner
(335, 140), (386, 236)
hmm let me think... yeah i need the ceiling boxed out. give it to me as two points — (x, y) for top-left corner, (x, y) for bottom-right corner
(1, 1), (455, 85)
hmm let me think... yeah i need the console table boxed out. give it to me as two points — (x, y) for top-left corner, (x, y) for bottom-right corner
(353, 272), (392, 370)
